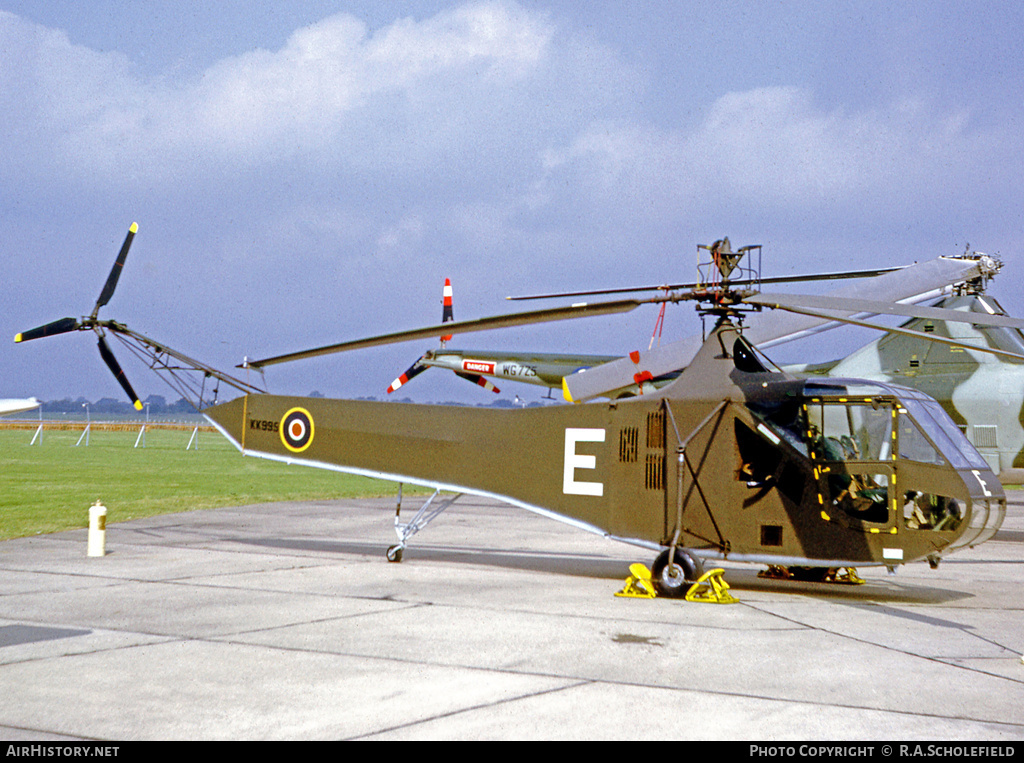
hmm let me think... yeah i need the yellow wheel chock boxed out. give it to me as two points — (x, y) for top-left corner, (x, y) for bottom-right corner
(615, 564), (738, 603)
(758, 565), (864, 585)
(615, 563), (658, 598)
(825, 567), (864, 585)
(684, 568), (738, 604)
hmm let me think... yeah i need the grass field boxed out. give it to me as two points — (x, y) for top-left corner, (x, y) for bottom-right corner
(0, 427), (409, 540)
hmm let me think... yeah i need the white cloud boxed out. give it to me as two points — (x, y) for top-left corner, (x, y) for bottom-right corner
(0, 12), (136, 173)
(685, 87), (985, 204)
(534, 85), (1005, 227)
(0, 2), (575, 185)
(181, 4), (554, 162)
(2, 1), (1009, 254)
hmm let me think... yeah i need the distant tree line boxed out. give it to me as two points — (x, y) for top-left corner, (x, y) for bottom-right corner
(41, 395), (197, 415)
(40, 392), (555, 414)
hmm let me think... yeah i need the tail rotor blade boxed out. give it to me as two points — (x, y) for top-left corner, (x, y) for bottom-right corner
(96, 336), (143, 410)
(14, 317), (81, 343)
(94, 222), (137, 314)
(386, 358), (430, 394)
(454, 372), (500, 394)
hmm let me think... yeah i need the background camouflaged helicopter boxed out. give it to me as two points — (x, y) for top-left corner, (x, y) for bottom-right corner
(15, 227), (1015, 595)
(786, 262), (1024, 484)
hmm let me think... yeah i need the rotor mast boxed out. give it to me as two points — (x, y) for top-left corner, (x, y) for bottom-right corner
(692, 237), (763, 322)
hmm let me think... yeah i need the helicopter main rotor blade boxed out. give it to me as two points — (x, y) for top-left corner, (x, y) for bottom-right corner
(506, 266), (905, 302)
(96, 335), (143, 410)
(246, 298), (646, 368)
(14, 317), (82, 343)
(747, 292), (1024, 330)
(93, 222), (137, 316)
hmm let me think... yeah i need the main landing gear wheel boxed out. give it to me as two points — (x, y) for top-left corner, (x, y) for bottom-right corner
(650, 548), (703, 598)
(386, 545), (404, 563)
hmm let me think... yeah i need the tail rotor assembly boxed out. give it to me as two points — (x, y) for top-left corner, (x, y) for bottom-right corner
(15, 223), (265, 410)
(16, 224), (144, 410)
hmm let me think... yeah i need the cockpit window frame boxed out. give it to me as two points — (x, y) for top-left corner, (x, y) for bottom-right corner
(800, 379), (989, 471)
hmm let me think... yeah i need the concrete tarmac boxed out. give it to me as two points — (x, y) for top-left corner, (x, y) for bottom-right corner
(1, 491), (1022, 741)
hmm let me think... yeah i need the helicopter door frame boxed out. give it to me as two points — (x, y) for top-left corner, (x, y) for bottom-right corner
(804, 397), (897, 533)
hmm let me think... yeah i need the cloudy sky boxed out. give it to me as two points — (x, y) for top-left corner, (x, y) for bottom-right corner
(3, 1), (1022, 406)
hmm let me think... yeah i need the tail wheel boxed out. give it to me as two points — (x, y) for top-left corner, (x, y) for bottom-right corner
(651, 548), (703, 598)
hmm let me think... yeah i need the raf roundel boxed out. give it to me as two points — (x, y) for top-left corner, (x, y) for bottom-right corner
(280, 407), (314, 453)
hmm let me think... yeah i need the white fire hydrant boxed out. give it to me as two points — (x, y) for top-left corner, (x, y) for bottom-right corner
(88, 500), (107, 557)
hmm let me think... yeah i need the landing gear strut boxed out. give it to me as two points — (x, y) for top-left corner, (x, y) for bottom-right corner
(387, 485), (462, 563)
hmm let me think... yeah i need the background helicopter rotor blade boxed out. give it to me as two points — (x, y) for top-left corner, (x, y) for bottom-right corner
(14, 317), (81, 343)
(96, 335), (143, 411)
(441, 277), (454, 341)
(386, 357), (430, 394)
(93, 222), (137, 316)
(454, 371), (500, 393)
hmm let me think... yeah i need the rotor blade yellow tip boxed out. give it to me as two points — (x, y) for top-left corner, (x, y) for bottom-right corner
(561, 378), (574, 404)
(134, 400), (143, 411)
(14, 333), (23, 343)
(129, 222), (138, 233)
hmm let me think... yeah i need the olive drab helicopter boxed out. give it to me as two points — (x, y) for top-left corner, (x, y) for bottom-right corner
(15, 226), (1015, 596)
